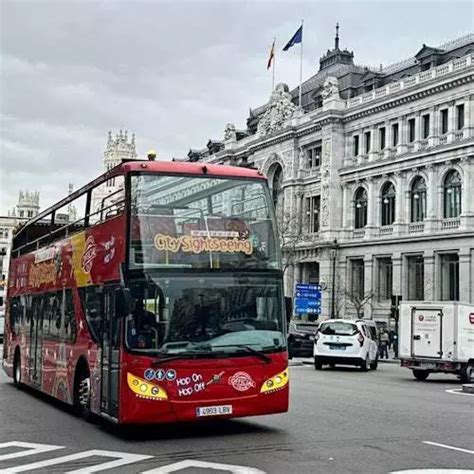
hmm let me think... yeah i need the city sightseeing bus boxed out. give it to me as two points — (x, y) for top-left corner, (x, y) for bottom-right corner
(2, 159), (288, 424)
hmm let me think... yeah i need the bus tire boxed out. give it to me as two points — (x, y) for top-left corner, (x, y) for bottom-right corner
(13, 350), (22, 388)
(74, 364), (94, 422)
(460, 361), (474, 383)
(413, 369), (429, 381)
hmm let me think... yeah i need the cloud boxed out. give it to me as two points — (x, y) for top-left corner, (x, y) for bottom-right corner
(1, 0), (472, 213)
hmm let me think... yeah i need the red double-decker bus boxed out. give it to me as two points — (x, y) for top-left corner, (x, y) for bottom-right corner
(2, 160), (288, 424)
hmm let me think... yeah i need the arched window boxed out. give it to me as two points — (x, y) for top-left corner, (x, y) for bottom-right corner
(271, 165), (283, 205)
(443, 170), (462, 218)
(381, 182), (396, 226)
(354, 187), (368, 229)
(270, 164), (284, 217)
(410, 176), (427, 222)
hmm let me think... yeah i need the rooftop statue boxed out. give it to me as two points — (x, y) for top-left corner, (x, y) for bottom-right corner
(257, 83), (297, 137)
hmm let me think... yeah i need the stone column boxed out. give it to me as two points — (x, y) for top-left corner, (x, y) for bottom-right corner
(385, 121), (392, 159)
(366, 177), (376, 237)
(424, 251), (435, 301)
(398, 116), (408, 155)
(394, 171), (407, 235)
(467, 94), (474, 139)
(392, 253), (402, 297)
(415, 111), (423, 150)
(448, 101), (457, 143)
(294, 263), (302, 289)
(368, 126), (378, 161)
(428, 106), (439, 148)
(295, 190), (304, 234)
(319, 255), (332, 320)
(425, 164), (438, 233)
(285, 263), (295, 297)
(460, 156), (474, 228)
(459, 252), (471, 303)
(341, 184), (348, 229)
(364, 255), (374, 319)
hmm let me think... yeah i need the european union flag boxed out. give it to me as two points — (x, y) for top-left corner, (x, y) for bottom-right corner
(283, 25), (303, 51)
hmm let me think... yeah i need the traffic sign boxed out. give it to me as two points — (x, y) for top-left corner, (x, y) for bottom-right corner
(296, 283), (321, 292)
(295, 291), (321, 299)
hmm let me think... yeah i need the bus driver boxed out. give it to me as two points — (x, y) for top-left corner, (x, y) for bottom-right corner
(127, 299), (158, 349)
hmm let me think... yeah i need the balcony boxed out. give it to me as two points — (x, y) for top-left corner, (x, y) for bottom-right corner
(454, 130), (464, 141)
(441, 217), (460, 230)
(408, 222), (424, 233)
(439, 135), (448, 145)
(353, 229), (366, 239)
(379, 226), (393, 236)
(346, 52), (473, 110)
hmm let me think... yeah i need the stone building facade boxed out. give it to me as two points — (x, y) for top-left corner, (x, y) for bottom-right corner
(179, 31), (474, 324)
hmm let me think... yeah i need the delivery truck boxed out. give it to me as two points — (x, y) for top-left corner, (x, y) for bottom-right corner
(399, 301), (474, 382)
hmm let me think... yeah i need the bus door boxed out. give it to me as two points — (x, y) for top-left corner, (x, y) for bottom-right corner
(29, 295), (43, 386)
(100, 287), (120, 418)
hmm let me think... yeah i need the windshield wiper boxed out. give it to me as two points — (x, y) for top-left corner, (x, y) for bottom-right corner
(151, 351), (219, 366)
(211, 345), (272, 364)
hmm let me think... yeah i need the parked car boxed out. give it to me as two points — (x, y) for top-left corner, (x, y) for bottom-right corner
(314, 319), (378, 371)
(288, 320), (319, 358)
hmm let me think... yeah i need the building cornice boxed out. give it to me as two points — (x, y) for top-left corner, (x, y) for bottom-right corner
(343, 73), (474, 123)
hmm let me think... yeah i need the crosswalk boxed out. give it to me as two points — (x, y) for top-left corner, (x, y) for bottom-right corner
(0, 441), (264, 473)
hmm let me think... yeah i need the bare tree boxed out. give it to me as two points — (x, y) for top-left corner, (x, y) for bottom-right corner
(277, 211), (305, 274)
(344, 288), (376, 319)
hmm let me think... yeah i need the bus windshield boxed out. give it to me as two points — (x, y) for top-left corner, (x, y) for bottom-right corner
(125, 275), (285, 356)
(129, 174), (280, 270)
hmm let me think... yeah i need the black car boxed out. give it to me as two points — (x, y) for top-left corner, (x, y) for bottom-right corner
(288, 320), (319, 358)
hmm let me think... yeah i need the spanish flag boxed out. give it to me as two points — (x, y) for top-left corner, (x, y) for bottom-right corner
(267, 39), (275, 70)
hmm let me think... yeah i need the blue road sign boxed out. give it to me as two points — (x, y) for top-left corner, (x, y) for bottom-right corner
(295, 291), (321, 299)
(294, 282), (322, 316)
(296, 283), (321, 292)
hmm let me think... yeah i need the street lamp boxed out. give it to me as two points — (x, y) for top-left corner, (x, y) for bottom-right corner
(330, 239), (338, 319)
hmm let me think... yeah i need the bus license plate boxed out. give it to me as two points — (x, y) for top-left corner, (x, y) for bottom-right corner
(196, 405), (232, 417)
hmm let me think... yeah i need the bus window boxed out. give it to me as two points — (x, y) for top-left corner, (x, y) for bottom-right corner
(79, 287), (103, 342)
(62, 289), (76, 342)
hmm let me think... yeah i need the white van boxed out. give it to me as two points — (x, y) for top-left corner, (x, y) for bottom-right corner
(314, 319), (378, 371)
(399, 301), (474, 382)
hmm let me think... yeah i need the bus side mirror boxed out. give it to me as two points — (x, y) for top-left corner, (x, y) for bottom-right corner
(115, 288), (131, 318)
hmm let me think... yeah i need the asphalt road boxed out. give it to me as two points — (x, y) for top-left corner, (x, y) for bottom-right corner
(0, 353), (473, 474)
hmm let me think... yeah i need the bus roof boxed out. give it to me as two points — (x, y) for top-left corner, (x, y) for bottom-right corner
(13, 160), (266, 238)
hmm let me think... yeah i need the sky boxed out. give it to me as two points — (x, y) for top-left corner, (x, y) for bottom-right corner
(0, 0), (472, 214)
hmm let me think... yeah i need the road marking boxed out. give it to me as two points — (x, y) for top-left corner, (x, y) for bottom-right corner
(0, 449), (153, 473)
(0, 441), (64, 462)
(446, 388), (474, 397)
(141, 459), (266, 473)
(391, 470), (474, 473)
(423, 441), (474, 455)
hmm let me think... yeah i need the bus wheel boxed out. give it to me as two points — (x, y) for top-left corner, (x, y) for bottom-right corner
(13, 351), (22, 388)
(75, 370), (94, 422)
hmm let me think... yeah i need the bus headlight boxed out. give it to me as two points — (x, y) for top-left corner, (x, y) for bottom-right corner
(260, 369), (288, 394)
(127, 373), (168, 400)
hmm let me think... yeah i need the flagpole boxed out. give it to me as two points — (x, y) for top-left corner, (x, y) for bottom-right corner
(299, 20), (303, 108)
(272, 37), (276, 91)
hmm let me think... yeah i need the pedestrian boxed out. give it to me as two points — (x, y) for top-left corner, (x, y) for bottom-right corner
(379, 330), (390, 359)
(392, 331), (399, 358)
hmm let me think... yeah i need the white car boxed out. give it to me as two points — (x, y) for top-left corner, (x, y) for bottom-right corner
(314, 319), (378, 371)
